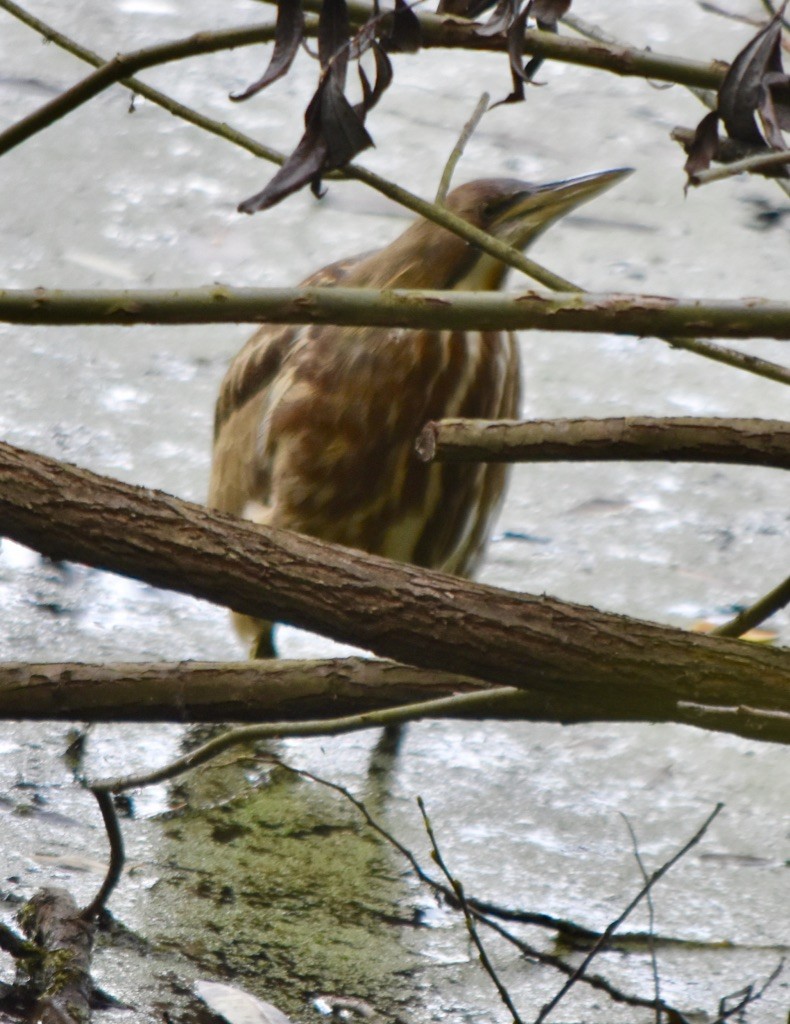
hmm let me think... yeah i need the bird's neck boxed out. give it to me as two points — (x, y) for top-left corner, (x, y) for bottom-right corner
(346, 219), (512, 292)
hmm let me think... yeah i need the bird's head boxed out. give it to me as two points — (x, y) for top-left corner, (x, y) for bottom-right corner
(354, 167), (632, 290)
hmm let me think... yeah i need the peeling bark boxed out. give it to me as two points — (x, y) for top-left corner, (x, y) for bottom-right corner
(0, 440), (788, 723)
(0, 658), (787, 744)
(416, 416), (790, 468)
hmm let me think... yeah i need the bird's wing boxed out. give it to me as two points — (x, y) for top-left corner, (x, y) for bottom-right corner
(208, 254), (365, 517)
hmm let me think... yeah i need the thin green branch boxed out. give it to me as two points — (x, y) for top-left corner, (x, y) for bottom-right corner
(567, 9), (790, 201)
(0, 15), (291, 158)
(691, 148), (790, 185)
(712, 575), (790, 639)
(0, 0), (290, 164)
(564, 10), (718, 110)
(0, 2), (596, 294)
(0, 0), (726, 160)
(88, 687), (520, 793)
(435, 92), (490, 203)
(2, 283), (790, 349)
(309, 0), (728, 90)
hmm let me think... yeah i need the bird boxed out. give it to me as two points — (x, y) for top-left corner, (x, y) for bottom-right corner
(209, 168), (629, 658)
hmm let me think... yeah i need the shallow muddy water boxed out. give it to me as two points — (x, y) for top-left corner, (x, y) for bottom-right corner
(0, 1), (788, 1021)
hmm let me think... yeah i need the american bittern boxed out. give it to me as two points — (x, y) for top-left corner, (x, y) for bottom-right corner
(210, 169), (629, 656)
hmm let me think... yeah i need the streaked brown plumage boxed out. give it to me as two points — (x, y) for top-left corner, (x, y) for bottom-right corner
(209, 169), (629, 656)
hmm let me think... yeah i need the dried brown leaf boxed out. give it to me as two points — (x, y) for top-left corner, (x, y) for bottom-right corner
(238, 123), (326, 214)
(384, 0), (422, 52)
(437, 0), (501, 18)
(475, 0), (521, 38)
(320, 70), (374, 169)
(531, 0), (571, 25)
(684, 4), (790, 183)
(318, 0), (351, 68)
(684, 109), (721, 182)
(718, 3), (787, 145)
(358, 43), (393, 111)
(238, 59), (373, 215)
(230, 0), (304, 102)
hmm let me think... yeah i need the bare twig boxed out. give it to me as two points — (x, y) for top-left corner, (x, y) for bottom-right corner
(677, 701), (790, 738)
(88, 687), (520, 793)
(416, 416), (790, 468)
(691, 149), (790, 186)
(0, 17), (289, 158)
(697, 4), (765, 30)
(320, 1), (728, 89)
(274, 760), (682, 1015)
(570, 9), (790, 199)
(80, 790), (125, 921)
(565, 10), (717, 109)
(418, 796), (524, 1024)
(671, 125), (790, 199)
(534, 804), (724, 1023)
(758, 0), (790, 30)
(712, 574), (790, 639)
(1, 655), (787, 743)
(620, 814), (663, 1024)
(711, 960), (784, 1023)
(0, 921), (38, 960)
(2, 284), (788, 385)
(436, 92), (490, 203)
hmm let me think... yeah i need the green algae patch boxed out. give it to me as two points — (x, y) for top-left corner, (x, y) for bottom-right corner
(141, 758), (416, 1018)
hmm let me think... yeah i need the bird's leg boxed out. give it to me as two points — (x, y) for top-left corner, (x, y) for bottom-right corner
(250, 624), (277, 659)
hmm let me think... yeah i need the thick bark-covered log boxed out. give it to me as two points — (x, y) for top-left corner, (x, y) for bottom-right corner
(0, 659), (787, 743)
(0, 441), (788, 721)
(416, 416), (790, 469)
(19, 887), (94, 1024)
(0, 658), (484, 721)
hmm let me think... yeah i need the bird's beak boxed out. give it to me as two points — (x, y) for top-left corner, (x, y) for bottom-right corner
(493, 167), (633, 249)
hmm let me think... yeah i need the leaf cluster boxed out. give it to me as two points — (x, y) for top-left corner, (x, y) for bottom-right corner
(685, 2), (790, 183)
(236, 0), (420, 212)
(235, 0), (575, 211)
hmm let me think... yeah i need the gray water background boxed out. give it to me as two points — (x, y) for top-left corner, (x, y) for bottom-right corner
(0, 1), (788, 1020)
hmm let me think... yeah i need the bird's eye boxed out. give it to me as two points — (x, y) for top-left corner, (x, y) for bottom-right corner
(484, 196), (514, 217)
(485, 191), (531, 221)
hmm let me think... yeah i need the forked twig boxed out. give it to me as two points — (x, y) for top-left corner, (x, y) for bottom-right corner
(418, 795), (524, 1024)
(271, 758), (685, 1017)
(534, 803), (724, 1023)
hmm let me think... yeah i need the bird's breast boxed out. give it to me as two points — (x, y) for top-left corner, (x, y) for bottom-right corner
(258, 325), (519, 570)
